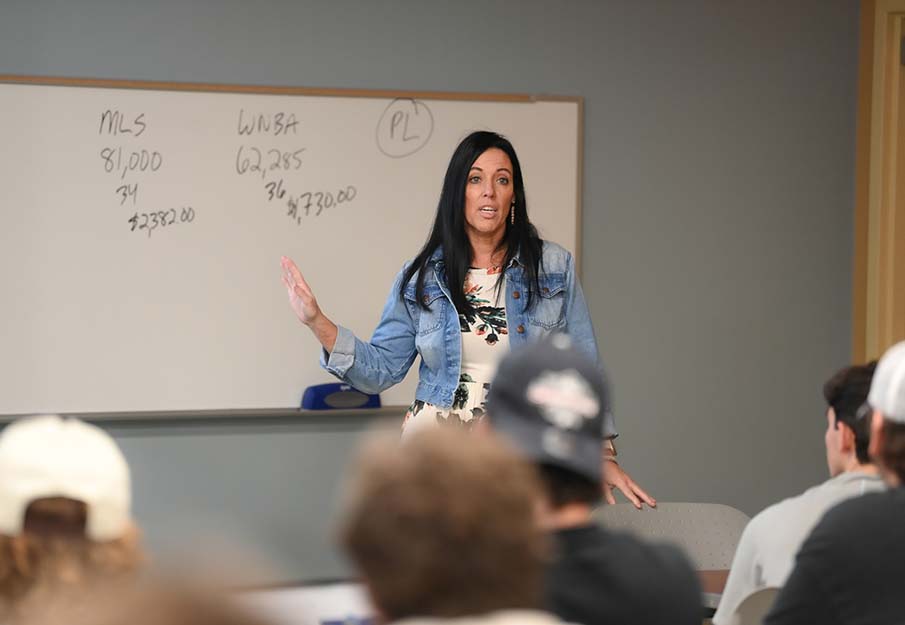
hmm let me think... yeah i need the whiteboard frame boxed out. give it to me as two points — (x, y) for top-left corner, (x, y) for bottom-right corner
(0, 406), (405, 426)
(0, 75), (584, 420)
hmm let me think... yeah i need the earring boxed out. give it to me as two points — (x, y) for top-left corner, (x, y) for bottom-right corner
(510, 200), (515, 225)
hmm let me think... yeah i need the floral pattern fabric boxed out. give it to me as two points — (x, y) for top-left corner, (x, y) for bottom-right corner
(402, 267), (509, 437)
(459, 265), (508, 345)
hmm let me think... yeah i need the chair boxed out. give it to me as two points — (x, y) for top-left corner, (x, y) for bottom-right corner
(729, 587), (780, 625)
(592, 502), (750, 570)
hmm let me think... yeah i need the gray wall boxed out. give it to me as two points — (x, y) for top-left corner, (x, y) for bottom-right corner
(0, 0), (860, 583)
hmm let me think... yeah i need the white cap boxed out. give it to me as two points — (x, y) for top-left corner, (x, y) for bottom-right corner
(868, 341), (905, 424)
(0, 415), (132, 541)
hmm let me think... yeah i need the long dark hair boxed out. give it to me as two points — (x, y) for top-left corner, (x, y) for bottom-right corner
(400, 131), (543, 315)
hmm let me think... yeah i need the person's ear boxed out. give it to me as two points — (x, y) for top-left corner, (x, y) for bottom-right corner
(869, 410), (884, 460)
(839, 421), (856, 454)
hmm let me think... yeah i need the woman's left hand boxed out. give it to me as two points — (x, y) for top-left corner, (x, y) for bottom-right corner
(603, 460), (656, 509)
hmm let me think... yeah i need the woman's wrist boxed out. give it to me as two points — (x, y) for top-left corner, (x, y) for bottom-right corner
(309, 313), (338, 352)
(603, 438), (618, 464)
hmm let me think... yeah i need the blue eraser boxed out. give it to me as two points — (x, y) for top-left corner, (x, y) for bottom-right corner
(301, 383), (381, 410)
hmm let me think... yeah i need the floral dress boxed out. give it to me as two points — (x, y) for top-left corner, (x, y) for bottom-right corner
(402, 266), (509, 437)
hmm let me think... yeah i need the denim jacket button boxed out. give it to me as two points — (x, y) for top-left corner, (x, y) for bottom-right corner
(516, 324), (525, 334)
(513, 291), (521, 299)
(421, 295), (430, 304)
(542, 287), (550, 294)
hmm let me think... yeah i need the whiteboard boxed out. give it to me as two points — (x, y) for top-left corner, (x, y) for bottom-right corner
(0, 77), (580, 415)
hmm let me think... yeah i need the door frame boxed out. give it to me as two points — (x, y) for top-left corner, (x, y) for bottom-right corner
(854, 0), (905, 361)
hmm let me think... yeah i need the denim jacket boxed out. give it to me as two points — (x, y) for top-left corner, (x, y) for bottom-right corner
(322, 240), (615, 435)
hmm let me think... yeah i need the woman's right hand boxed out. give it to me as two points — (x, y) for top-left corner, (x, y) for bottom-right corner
(281, 256), (321, 326)
(281, 256), (339, 352)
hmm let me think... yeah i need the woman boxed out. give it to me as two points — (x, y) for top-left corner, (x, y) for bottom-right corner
(281, 131), (653, 507)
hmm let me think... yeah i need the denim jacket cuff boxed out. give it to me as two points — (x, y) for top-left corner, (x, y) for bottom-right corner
(321, 325), (356, 376)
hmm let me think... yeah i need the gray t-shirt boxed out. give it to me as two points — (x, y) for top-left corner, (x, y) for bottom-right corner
(712, 471), (885, 625)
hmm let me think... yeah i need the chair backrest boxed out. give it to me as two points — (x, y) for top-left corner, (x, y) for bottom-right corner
(593, 502), (750, 569)
(731, 587), (780, 625)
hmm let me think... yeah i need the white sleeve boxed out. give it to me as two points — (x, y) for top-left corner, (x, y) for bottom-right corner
(712, 516), (765, 625)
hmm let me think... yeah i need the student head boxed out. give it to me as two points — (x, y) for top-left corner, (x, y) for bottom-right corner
(483, 334), (610, 512)
(866, 341), (905, 486)
(823, 361), (877, 476)
(0, 415), (142, 622)
(339, 428), (546, 623)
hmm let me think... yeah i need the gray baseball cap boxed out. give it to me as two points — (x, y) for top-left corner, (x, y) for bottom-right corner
(486, 334), (611, 484)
